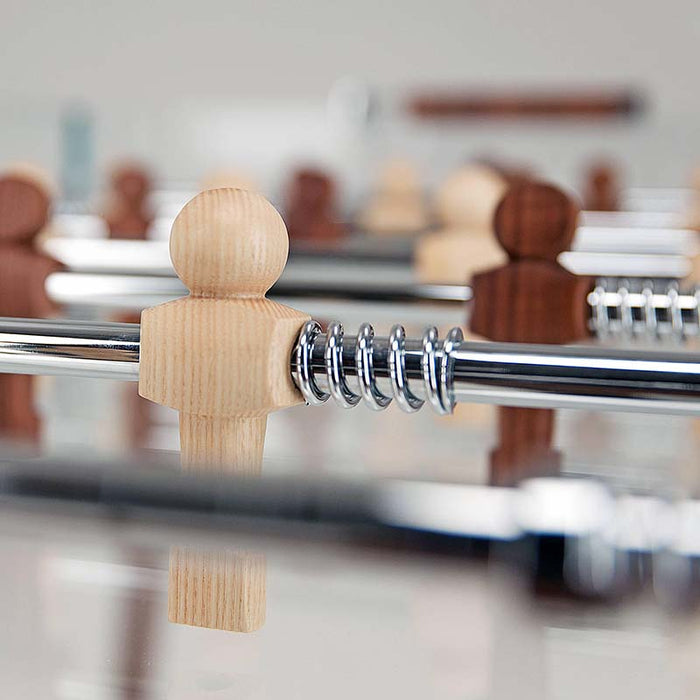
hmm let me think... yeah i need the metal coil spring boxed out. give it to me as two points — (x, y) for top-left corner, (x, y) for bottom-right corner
(588, 281), (700, 341)
(293, 320), (463, 415)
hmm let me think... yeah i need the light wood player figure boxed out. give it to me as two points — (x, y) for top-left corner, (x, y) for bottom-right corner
(139, 188), (309, 631)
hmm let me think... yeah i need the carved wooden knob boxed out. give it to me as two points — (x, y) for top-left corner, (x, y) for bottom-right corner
(493, 181), (579, 262)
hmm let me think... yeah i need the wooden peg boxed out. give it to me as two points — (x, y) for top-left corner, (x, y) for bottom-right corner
(103, 162), (154, 240)
(469, 181), (592, 485)
(415, 163), (509, 284)
(0, 167), (61, 444)
(139, 188), (309, 631)
(583, 161), (620, 211)
(285, 167), (344, 242)
(357, 160), (429, 235)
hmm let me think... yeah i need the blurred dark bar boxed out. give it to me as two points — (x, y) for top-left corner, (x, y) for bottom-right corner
(408, 89), (644, 120)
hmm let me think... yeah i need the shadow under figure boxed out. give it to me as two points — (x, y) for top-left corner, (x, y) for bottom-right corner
(470, 181), (592, 485)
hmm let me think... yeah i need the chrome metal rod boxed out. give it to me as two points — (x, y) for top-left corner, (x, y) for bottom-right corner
(44, 215), (698, 268)
(0, 318), (140, 380)
(42, 236), (694, 279)
(3, 317), (700, 416)
(293, 321), (700, 416)
(46, 272), (700, 341)
(46, 271), (469, 308)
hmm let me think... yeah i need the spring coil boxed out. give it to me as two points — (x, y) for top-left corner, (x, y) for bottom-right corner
(293, 321), (463, 414)
(588, 281), (700, 341)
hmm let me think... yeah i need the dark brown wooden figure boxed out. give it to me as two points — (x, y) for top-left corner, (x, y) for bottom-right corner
(583, 161), (619, 211)
(103, 163), (154, 240)
(470, 182), (592, 485)
(0, 172), (61, 444)
(285, 168), (344, 242)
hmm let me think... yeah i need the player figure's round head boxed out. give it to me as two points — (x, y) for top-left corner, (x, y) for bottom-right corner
(110, 163), (152, 204)
(435, 164), (508, 230)
(0, 167), (52, 243)
(493, 181), (579, 261)
(170, 188), (289, 297)
(290, 169), (334, 209)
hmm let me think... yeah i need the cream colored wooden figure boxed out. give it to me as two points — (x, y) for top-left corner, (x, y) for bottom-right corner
(200, 169), (258, 193)
(139, 188), (309, 632)
(357, 160), (430, 235)
(415, 164), (509, 284)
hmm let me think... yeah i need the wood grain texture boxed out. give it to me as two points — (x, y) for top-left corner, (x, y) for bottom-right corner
(493, 181), (578, 262)
(0, 171), (60, 444)
(139, 188), (309, 632)
(469, 181), (592, 485)
(169, 548), (266, 633)
(285, 168), (344, 242)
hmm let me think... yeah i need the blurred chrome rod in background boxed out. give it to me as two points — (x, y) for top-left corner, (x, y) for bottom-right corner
(46, 271), (700, 341)
(0, 457), (698, 603)
(2, 317), (700, 416)
(42, 234), (696, 279)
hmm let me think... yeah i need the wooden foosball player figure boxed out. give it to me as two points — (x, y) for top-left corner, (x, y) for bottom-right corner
(285, 167), (345, 243)
(583, 160), (620, 212)
(469, 182), (592, 485)
(415, 163), (509, 284)
(357, 159), (430, 235)
(0, 167), (62, 445)
(139, 188), (310, 631)
(102, 162), (154, 239)
(102, 163), (156, 450)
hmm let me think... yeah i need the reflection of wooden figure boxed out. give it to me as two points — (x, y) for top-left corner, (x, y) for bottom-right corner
(139, 188), (309, 632)
(415, 163), (509, 284)
(583, 161), (619, 211)
(357, 160), (429, 235)
(470, 182), (591, 485)
(0, 168), (61, 444)
(103, 162), (154, 240)
(285, 167), (344, 242)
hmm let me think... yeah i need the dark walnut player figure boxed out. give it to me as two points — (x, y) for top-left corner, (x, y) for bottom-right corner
(0, 170), (62, 443)
(470, 182), (592, 485)
(285, 168), (344, 243)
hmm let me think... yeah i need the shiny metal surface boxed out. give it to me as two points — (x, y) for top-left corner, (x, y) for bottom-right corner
(293, 322), (700, 416)
(2, 317), (700, 416)
(44, 220), (699, 270)
(0, 318), (140, 380)
(46, 272), (700, 342)
(45, 271), (470, 309)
